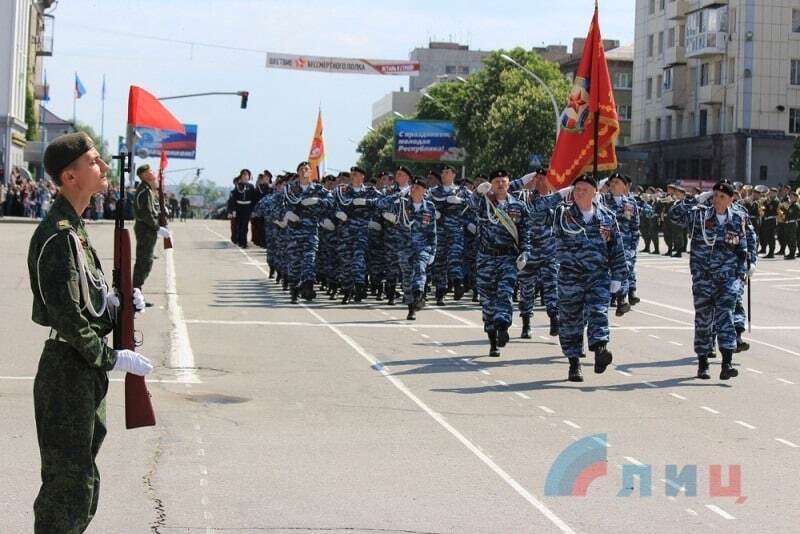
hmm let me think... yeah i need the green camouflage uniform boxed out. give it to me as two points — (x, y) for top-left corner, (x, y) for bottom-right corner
(27, 194), (117, 533)
(133, 180), (159, 288)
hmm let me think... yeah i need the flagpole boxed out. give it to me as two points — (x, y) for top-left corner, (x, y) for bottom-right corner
(592, 1), (600, 181)
(100, 74), (106, 146)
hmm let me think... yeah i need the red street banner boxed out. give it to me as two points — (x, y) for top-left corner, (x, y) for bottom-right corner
(547, 5), (619, 188)
(127, 86), (185, 134)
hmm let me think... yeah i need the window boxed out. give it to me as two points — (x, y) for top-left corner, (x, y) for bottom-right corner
(699, 109), (708, 136)
(445, 65), (456, 74)
(649, 0), (655, 15)
(759, 165), (768, 181)
(727, 106), (735, 132)
(458, 66), (469, 75)
(659, 0), (665, 10)
(791, 60), (800, 86)
(646, 77), (653, 99)
(677, 114), (684, 137)
(793, 9), (800, 32)
(790, 108), (800, 133)
(668, 27), (676, 48)
(658, 31), (664, 54)
(644, 119), (651, 141)
(648, 34), (654, 57)
(614, 71), (633, 89)
(655, 118), (662, 140)
(728, 58), (736, 83)
(679, 24), (686, 46)
(700, 63), (710, 86)
(663, 68), (673, 91)
(689, 112), (696, 135)
(657, 74), (663, 97)
(666, 115), (673, 139)
(617, 104), (632, 120)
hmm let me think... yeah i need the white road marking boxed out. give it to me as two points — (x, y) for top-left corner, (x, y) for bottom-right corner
(495, 380), (508, 386)
(434, 308), (480, 327)
(775, 438), (800, 448)
(670, 393), (687, 400)
(701, 406), (720, 414)
(165, 248), (201, 384)
(777, 378), (795, 385)
(705, 504), (736, 520)
(539, 335), (549, 340)
(184, 319), (474, 329)
(420, 333), (430, 339)
(409, 327), (419, 332)
(735, 421), (756, 430)
(649, 334), (661, 339)
(685, 508), (698, 516)
(461, 358), (477, 365)
(446, 349), (458, 355)
(298, 305), (575, 533)
(746, 368), (763, 374)
(515, 392), (531, 400)
(641, 381), (658, 388)
(563, 420), (581, 429)
(480, 369), (491, 376)
(616, 369), (632, 377)
(669, 341), (683, 346)
(538, 405), (555, 414)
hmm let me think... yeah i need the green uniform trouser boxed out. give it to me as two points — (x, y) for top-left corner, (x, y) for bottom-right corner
(34, 340), (109, 534)
(133, 222), (157, 289)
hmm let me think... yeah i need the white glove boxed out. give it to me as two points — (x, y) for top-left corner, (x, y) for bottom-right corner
(558, 186), (574, 199)
(274, 219), (287, 229)
(697, 191), (713, 204)
(435, 211), (441, 220)
(352, 198), (367, 206)
(321, 218), (335, 231)
(446, 195), (464, 204)
(520, 172), (537, 186)
(516, 253), (528, 271)
(157, 226), (172, 240)
(301, 196), (319, 206)
(368, 221), (382, 231)
(106, 289), (120, 312)
(113, 349), (153, 376)
(476, 182), (491, 195)
(747, 264), (756, 278)
(132, 287), (146, 314)
(285, 211), (300, 222)
(382, 212), (397, 224)
(610, 280), (622, 294)
(335, 211), (348, 222)
(467, 222), (477, 234)
(598, 178), (609, 191)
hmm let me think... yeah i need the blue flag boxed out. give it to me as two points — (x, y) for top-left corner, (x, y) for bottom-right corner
(101, 74), (106, 100)
(74, 73), (86, 99)
(43, 70), (50, 102)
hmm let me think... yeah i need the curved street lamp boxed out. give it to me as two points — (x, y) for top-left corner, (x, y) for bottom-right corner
(500, 54), (561, 138)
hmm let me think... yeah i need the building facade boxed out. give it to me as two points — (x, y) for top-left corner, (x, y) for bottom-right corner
(631, 0), (800, 186)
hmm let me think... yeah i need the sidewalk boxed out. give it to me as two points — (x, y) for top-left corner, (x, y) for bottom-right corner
(0, 216), (116, 225)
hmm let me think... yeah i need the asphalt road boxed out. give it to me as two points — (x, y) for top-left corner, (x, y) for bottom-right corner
(2, 218), (799, 533)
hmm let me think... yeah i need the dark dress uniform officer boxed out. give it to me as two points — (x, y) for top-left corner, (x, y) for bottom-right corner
(28, 133), (153, 533)
(228, 169), (257, 248)
(132, 164), (171, 290)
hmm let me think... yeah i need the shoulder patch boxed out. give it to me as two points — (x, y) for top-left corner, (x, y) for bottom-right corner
(57, 220), (71, 230)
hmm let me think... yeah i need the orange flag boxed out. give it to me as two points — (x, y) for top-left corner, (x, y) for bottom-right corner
(308, 110), (325, 181)
(547, 4), (619, 188)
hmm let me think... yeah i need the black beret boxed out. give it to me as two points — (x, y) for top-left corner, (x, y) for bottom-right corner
(489, 169), (509, 180)
(296, 161), (310, 171)
(609, 172), (630, 184)
(263, 169), (273, 179)
(473, 174), (488, 182)
(713, 179), (735, 197)
(378, 170), (392, 178)
(350, 166), (366, 175)
(44, 132), (95, 180)
(322, 174), (337, 182)
(136, 164), (151, 178)
(395, 166), (413, 179)
(427, 170), (441, 180)
(572, 174), (597, 188)
(412, 176), (428, 188)
(441, 164), (457, 173)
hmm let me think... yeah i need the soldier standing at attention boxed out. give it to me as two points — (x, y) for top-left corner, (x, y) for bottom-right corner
(28, 132), (153, 533)
(133, 164), (172, 293)
(228, 169), (257, 248)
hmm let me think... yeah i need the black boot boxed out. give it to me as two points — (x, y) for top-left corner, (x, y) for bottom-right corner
(548, 311), (560, 336)
(520, 316), (532, 339)
(376, 283), (384, 301)
(353, 284), (365, 303)
(406, 303), (416, 321)
(435, 287), (446, 306)
(386, 283), (396, 305)
(610, 293), (618, 307)
(472, 288), (479, 302)
(720, 349), (738, 380)
(488, 332), (500, 357)
(593, 344), (613, 374)
(628, 289), (640, 306)
(496, 325), (510, 348)
(341, 290), (351, 305)
(276, 270), (282, 283)
(735, 328), (750, 353)
(453, 281), (465, 301)
(269, 266), (276, 279)
(282, 277), (289, 291)
(697, 354), (711, 380)
(568, 358), (583, 382)
(413, 290), (426, 311)
(615, 293), (631, 316)
(302, 281), (316, 302)
(290, 287), (299, 304)
(328, 283), (338, 300)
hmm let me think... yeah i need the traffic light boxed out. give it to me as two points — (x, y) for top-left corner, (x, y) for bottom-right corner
(240, 91), (249, 109)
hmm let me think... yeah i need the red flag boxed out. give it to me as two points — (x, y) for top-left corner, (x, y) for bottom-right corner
(547, 5), (619, 188)
(159, 149), (169, 172)
(127, 86), (185, 134)
(308, 110), (325, 181)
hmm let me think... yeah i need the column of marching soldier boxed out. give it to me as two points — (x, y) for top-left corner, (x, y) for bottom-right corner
(224, 161), (796, 383)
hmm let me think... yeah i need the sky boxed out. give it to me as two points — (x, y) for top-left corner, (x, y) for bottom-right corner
(44, 0), (635, 187)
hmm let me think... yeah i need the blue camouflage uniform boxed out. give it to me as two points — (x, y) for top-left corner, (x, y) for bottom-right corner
(535, 193), (628, 359)
(388, 196), (438, 306)
(429, 183), (471, 294)
(380, 184), (411, 303)
(601, 192), (640, 302)
(333, 184), (381, 295)
(671, 200), (749, 358)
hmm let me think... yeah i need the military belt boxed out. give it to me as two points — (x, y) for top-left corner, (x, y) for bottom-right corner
(48, 328), (67, 343)
(479, 245), (517, 257)
(763, 216), (777, 221)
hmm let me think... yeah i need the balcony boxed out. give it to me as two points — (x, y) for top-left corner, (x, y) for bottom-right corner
(662, 89), (688, 110)
(685, 1), (728, 14)
(666, 0), (688, 20)
(36, 14), (54, 57)
(697, 83), (725, 105)
(663, 45), (686, 67)
(34, 84), (49, 101)
(685, 31), (727, 58)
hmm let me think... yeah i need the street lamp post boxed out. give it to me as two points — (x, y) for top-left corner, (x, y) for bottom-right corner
(500, 54), (561, 138)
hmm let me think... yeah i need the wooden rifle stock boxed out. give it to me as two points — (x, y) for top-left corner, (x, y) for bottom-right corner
(113, 152), (156, 429)
(158, 167), (173, 249)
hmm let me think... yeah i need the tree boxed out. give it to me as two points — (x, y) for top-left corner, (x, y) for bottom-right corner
(791, 136), (800, 187)
(176, 177), (225, 210)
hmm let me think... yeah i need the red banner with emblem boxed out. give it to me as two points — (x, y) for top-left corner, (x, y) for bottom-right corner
(308, 110), (325, 181)
(547, 5), (619, 189)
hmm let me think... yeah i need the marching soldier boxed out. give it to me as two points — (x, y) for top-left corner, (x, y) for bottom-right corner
(251, 171), (273, 248)
(601, 173), (640, 314)
(28, 132), (153, 533)
(132, 164), (172, 293)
